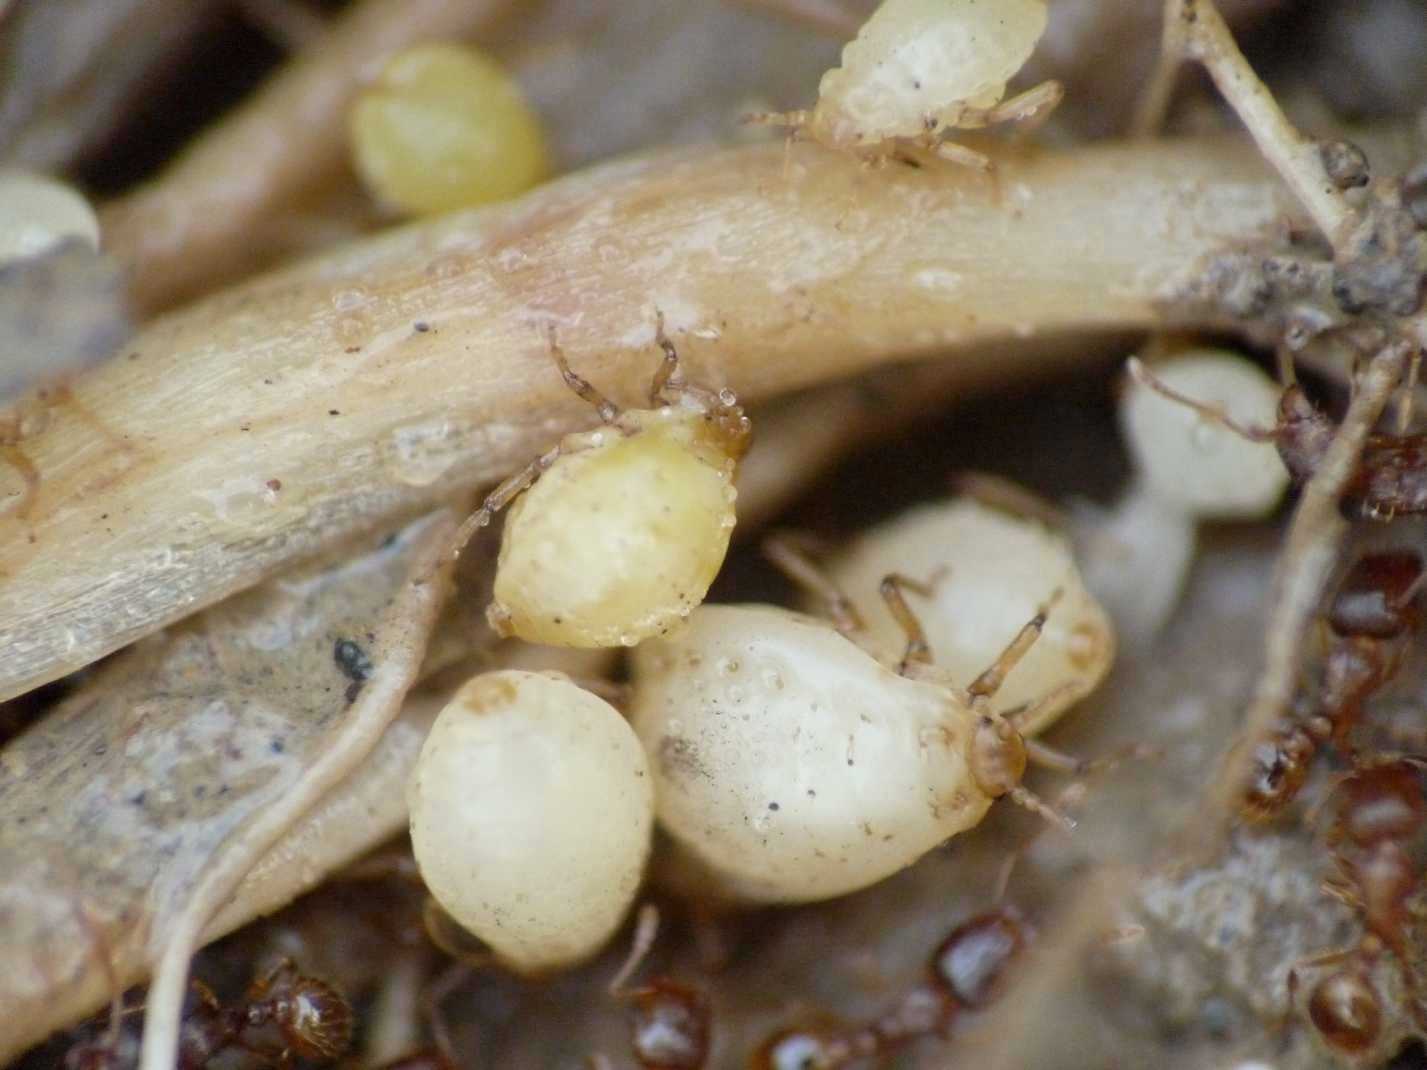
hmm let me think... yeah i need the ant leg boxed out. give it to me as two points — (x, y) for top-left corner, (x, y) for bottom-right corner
(967, 591), (1062, 701)
(649, 311), (684, 406)
(1126, 358), (1279, 442)
(878, 573), (938, 674)
(546, 327), (621, 424)
(452, 446), (561, 553)
(763, 531), (865, 638)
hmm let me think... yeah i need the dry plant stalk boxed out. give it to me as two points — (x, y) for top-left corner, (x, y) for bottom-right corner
(98, 0), (524, 315)
(0, 510), (454, 1065)
(0, 135), (1317, 706)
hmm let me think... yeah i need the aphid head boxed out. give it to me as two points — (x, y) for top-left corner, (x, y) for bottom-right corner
(967, 714), (1027, 800)
(1307, 967), (1382, 1056)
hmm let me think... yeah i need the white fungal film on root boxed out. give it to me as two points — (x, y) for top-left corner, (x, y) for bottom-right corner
(490, 409), (740, 649)
(829, 500), (1114, 737)
(630, 604), (992, 904)
(814, 0), (1048, 144)
(407, 670), (653, 975)
(1121, 350), (1288, 520)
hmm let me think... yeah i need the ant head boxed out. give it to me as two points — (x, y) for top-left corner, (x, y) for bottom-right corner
(627, 978), (711, 1070)
(1308, 966), (1382, 1056)
(968, 715), (1027, 800)
(1240, 729), (1314, 821)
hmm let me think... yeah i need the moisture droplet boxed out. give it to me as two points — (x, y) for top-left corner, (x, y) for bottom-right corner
(716, 657), (740, 675)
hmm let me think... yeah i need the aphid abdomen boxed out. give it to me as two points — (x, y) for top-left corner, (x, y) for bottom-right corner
(631, 604), (989, 904)
(491, 417), (737, 647)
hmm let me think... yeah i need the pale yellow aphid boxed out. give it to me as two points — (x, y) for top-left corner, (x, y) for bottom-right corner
(630, 591), (1091, 904)
(754, 0), (1061, 168)
(0, 170), (100, 264)
(825, 498), (1115, 733)
(407, 670), (653, 975)
(349, 43), (549, 217)
(465, 321), (750, 649)
(1121, 350), (1289, 521)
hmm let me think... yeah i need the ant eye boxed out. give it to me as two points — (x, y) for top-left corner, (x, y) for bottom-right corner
(349, 43), (549, 216)
(408, 670), (653, 974)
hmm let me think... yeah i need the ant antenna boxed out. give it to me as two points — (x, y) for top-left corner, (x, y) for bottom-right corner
(1126, 357), (1278, 443)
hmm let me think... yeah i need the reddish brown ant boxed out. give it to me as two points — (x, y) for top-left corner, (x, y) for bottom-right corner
(1242, 549), (1424, 819)
(1289, 760), (1427, 1056)
(750, 907), (1031, 1069)
(1128, 358), (1427, 521)
(175, 959), (352, 1069)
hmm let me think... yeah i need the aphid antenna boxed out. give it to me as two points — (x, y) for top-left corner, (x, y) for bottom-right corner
(545, 325), (622, 425)
(1126, 357), (1278, 443)
(1008, 785), (1076, 833)
(607, 903), (661, 998)
(763, 531), (867, 638)
(452, 445), (560, 553)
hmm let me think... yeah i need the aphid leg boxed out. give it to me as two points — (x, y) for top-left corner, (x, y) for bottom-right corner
(951, 470), (1067, 527)
(878, 573), (937, 674)
(741, 108), (813, 133)
(649, 311), (685, 405)
(547, 326), (622, 424)
(453, 445), (560, 553)
(966, 591), (1063, 701)
(422, 899), (497, 969)
(1025, 737), (1160, 778)
(607, 903), (661, 996)
(931, 140), (992, 173)
(763, 531), (865, 638)
(978, 80), (1065, 133)
(1126, 357), (1278, 442)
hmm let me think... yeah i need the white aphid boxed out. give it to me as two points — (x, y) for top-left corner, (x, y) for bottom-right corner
(1083, 349), (1290, 643)
(408, 670), (653, 974)
(630, 595), (1096, 904)
(763, 0), (1058, 164)
(468, 323), (750, 649)
(0, 170), (100, 265)
(1121, 350), (1288, 520)
(828, 499), (1115, 733)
